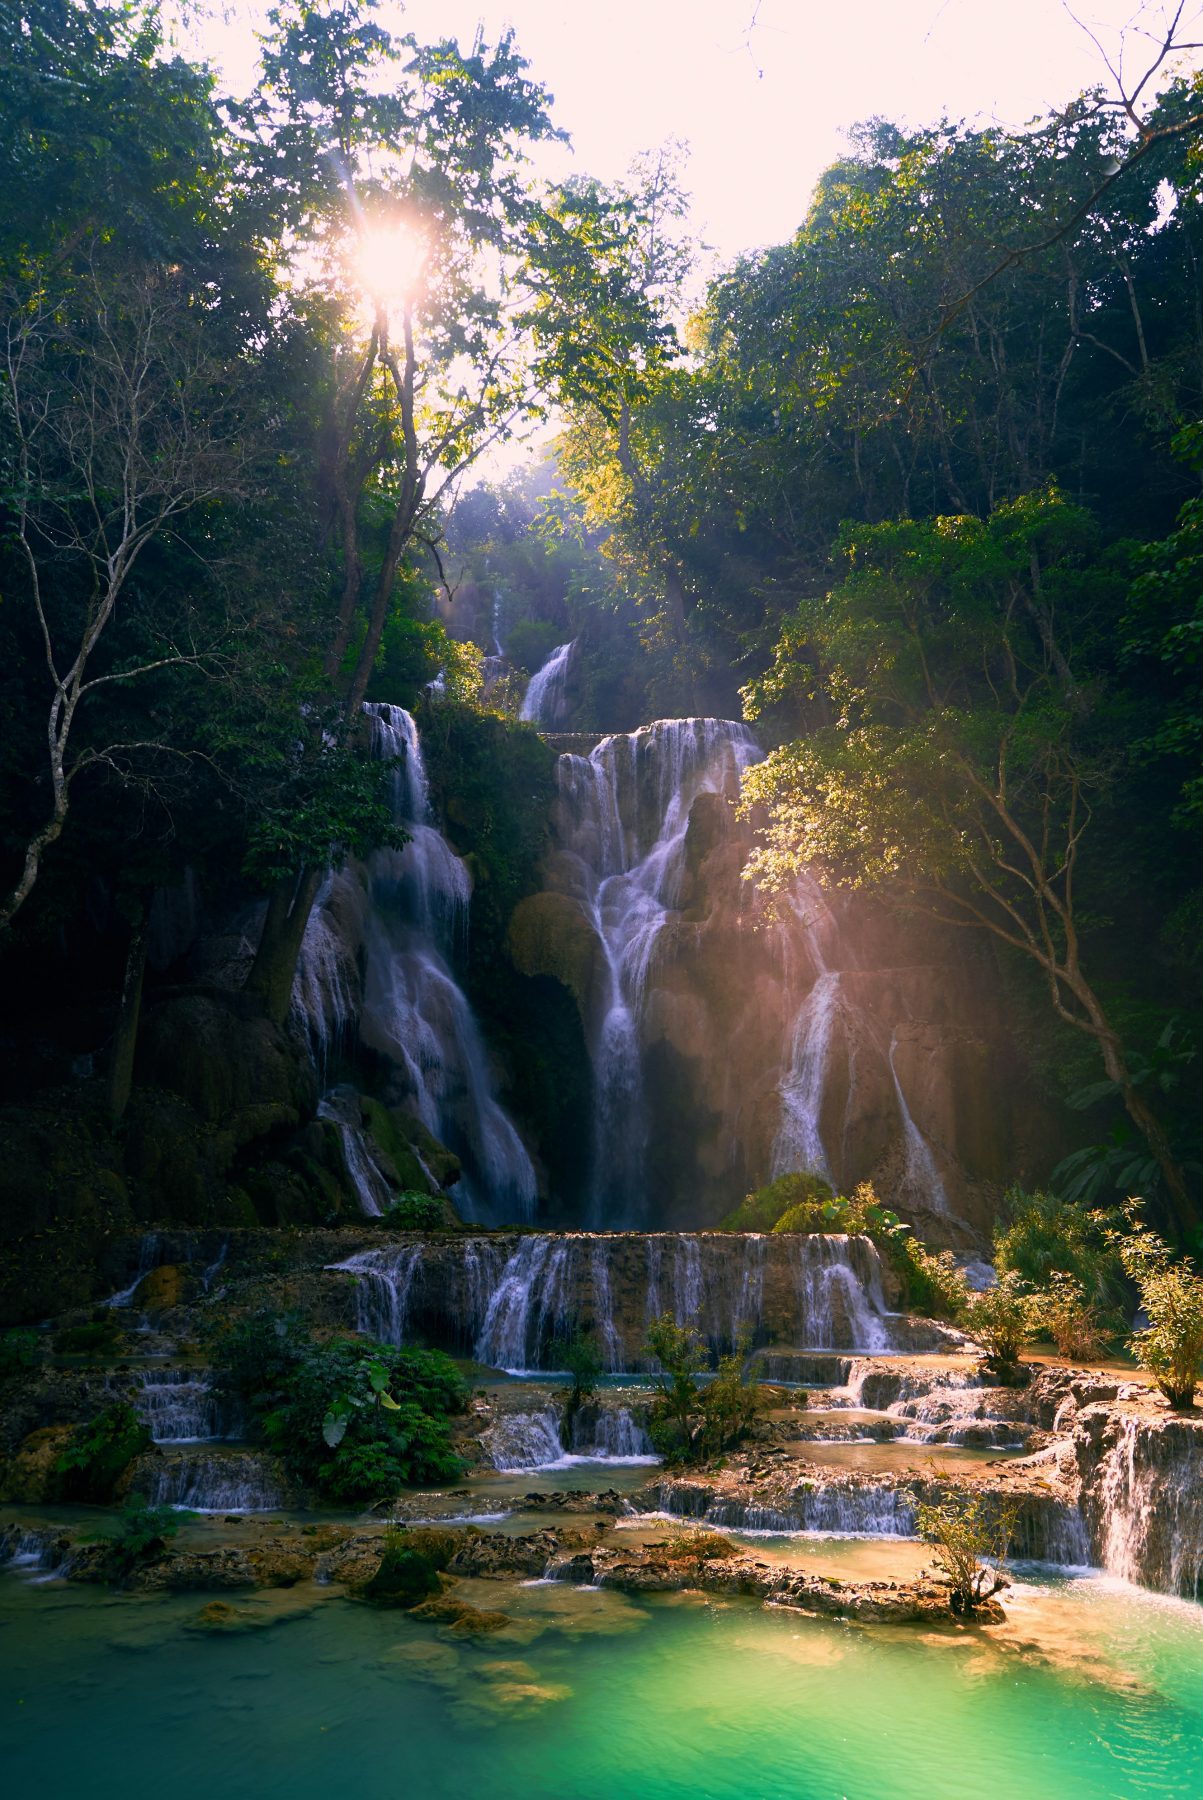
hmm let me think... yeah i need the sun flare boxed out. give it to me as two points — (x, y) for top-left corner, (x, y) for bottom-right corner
(354, 222), (428, 308)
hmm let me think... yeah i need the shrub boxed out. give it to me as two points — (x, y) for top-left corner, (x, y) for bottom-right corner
(915, 1493), (1015, 1614)
(85, 1497), (194, 1577)
(720, 1172), (834, 1232)
(645, 1315), (707, 1460)
(1035, 1271), (1115, 1362)
(383, 1192), (445, 1231)
(53, 1402), (151, 1502)
(53, 1317), (125, 1358)
(0, 1327), (39, 1378)
(364, 1528), (445, 1607)
(994, 1188), (1121, 1302)
(960, 1273), (1039, 1374)
(696, 1334), (768, 1458)
(891, 1239), (968, 1321)
(660, 1530), (736, 1562)
(552, 1327), (603, 1424)
(211, 1315), (467, 1501)
(1112, 1205), (1203, 1408)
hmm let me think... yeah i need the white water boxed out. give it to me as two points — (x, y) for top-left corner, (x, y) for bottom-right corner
(887, 1030), (950, 1212)
(520, 639), (575, 725)
(134, 1369), (224, 1445)
(792, 1234), (893, 1352)
(317, 1088), (392, 1217)
(138, 1450), (286, 1513)
(555, 719), (760, 1224)
(481, 1402), (656, 1470)
(102, 1233), (162, 1309)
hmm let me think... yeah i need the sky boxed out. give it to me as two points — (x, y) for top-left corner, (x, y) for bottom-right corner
(192, 0), (1203, 263)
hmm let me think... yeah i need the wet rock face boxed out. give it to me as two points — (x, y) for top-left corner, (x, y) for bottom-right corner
(515, 718), (1050, 1241)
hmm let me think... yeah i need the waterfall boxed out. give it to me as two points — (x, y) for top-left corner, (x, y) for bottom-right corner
(102, 1233), (162, 1309)
(554, 720), (759, 1225)
(1085, 1417), (1203, 1595)
(134, 1368), (224, 1444)
(328, 1243), (423, 1343)
(520, 639), (575, 725)
(888, 1031), (949, 1212)
(136, 1449), (286, 1513)
(359, 704), (536, 1223)
(573, 1405), (656, 1461)
(317, 1088), (393, 1217)
(481, 1408), (566, 1471)
(791, 1235), (893, 1351)
(772, 876), (848, 1182)
(590, 1242), (624, 1372)
(292, 870), (360, 1077)
(474, 1236), (576, 1372)
(652, 1477), (918, 1537)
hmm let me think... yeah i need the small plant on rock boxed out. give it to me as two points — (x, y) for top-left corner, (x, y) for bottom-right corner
(552, 1326), (603, 1431)
(960, 1272), (1038, 1377)
(85, 1497), (194, 1578)
(0, 1327), (39, 1379)
(696, 1330), (768, 1458)
(52, 1402), (151, 1502)
(1036, 1271), (1115, 1363)
(1111, 1204), (1203, 1408)
(916, 1492), (1016, 1615)
(645, 1314), (707, 1461)
(383, 1192), (446, 1231)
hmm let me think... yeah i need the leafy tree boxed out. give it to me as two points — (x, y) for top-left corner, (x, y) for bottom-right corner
(644, 1313), (707, 1459)
(1111, 1202), (1203, 1408)
(960, 1272), (1039, 1376)
(552, 1326), (603, 1423)
(742, 495), (1195, 1230)
(916, 1492), (1015, 1614)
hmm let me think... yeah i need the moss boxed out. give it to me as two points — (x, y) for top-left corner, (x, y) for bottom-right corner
(720, 1172), (835, 1232)
(506, 892), (601, 1019)
(364, 1538), (444, 1608)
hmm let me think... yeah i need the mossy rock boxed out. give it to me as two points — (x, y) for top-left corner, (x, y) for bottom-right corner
(364, 1543), (444, 1608)
(0, 1424), (75, 1503)
(359, 1097), (460, 1204)
(505, 892), (602, 1022)
(138, 994), (317, 1125)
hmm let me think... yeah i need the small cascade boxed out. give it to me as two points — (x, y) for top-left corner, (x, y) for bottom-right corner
(589, 1242), (624, 1372)
(791, 1235), (893, 1351)
(481, 1408), (566, 1471)
(102, 1233), (162, 1309)
(199, 1239), (229, 1294)
(520, 639), (575, 725)
(317, 1088), (392, 1217)
(555, 719), (759, 1225)
(292, 870), (360, 1076)
(572, 1405), (655, 1461)
(772, 973), (842, 1181)
(652, 1477), (918, 1537)
(358, 704), (537, 1223)
(475, 1236), (576, 1372)
(888, 1031), (949, 1212)
(136, 1449), (287, 1513)
(134, 1368), (224, 1444)
(329, 1244), (424, 1343)
(1084, 1417), (1203, 1595)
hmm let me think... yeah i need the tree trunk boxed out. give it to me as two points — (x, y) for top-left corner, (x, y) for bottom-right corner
(107, 909), (149, 1121)
(1081, 997), (1196, 1239)
(245, 867), (323, 1026)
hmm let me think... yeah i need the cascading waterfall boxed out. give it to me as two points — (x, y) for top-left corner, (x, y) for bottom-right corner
(295, 704), (537, 1223)
(791, 1235), (894, 1351)
(555, 720), (759, 1225)
(317, 1088), (392, 1217)
(329, 1243), (424, 1342)
(771, 877), (848, 1182)
(137, 1450), (286, 1513)
(102, 1233), (162, 1309)
(133, 1368), (225, 1444)
(480, 1402), (656, 1471)
(474, 1236), (576, 1371)
(887, 1031), (949, 1212)
(520, 639), (576, 725)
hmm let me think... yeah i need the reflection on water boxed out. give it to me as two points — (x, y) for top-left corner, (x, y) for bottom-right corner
(4, 1550), (1203, 1800)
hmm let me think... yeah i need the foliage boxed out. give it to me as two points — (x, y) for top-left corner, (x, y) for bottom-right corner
(916, 1493), (1015, 1615)
(52, 1402), (151, 1502)
(53, 1317), (125, 1358)
(552, 1327), (603, 1419)
(695, 1333), (768, 1459)
(1111, 1205), (1203, 1408)
(891, 1240), (969, 1323)
(84, 1497), (194, 1576)
(960, 1273), (1039, 1374)
(211, 1313), (466, 1500)
(0, 1327), (40, 1378)
(659, 1530), (736, 1563)
(383, 1192), (446, 1232)
(363, 1527), (446, 1608)
(644, 1314), (707, 1461)
(994, 1188), (1121, 1303)
(1035, 1272), (1115, 1363)
(719, 1172), (834, 1232)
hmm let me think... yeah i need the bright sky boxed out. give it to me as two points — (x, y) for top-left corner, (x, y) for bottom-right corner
(194, 0), (1202, 262)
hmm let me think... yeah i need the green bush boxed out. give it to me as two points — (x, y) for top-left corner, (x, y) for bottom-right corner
(719, 1172), (834, 1232)
(0, 1327), (39, 1378)
(961, 1273), (1039, 1374)
(212, 1315), (467, 1501)
(84, 1497), (194, 1577)
(891, 1239), (968, 1321)
(994, 1187), (1121, 1302)
(1035, 1271), (1116, 1362)
(53, 1402), (151, 1502)
(383, 1192), (446, 1231)
(53, 1317), (125, 1358)
(1112, 1205), (1203, 1408)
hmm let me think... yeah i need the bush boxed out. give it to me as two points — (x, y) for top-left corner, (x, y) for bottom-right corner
(696, 1334), (768, 1458)
(916, 1493), (1015, 1614)
(994, 1188), (1121, 1302)
(53, 1317), (125, 1358)
(1035, 1271), (1115, 1362)
(364, 1529), (445, 1607)
(383, 1192), (445, 1231)
(211, 1315), (467, 1501)
(85, 1497), (193, 1577)
(891, 1239), (968, 1321)
(645, 1315), (707, 1461)
(0, 1327), (39, 1378)
(659, 1530), (736, 1562)
(552, 1327), (603, 1424)
(720, 1172), (834, 1232)
(1112, 1205), (1203, 1408)
(53, 1402), (151, 1502)
(961, 1273), (1039, 1374)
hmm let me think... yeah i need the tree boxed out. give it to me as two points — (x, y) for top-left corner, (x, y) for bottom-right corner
(960, 1272), (1040, 1376)
(915, 1492), (1015, 1615)
(1112, 1202), (1203, 1407)
(742, 493), (1196, 1232)
(0, 259), (246, 929)
(645, 1313), (707, 1458)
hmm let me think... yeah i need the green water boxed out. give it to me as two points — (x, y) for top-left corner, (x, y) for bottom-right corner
(3, 1562), (1203, 1800)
